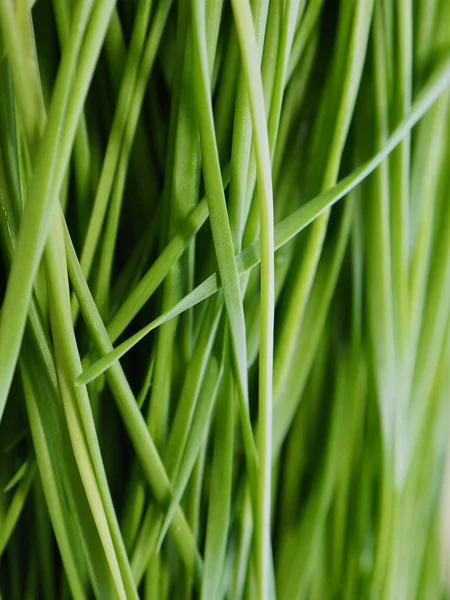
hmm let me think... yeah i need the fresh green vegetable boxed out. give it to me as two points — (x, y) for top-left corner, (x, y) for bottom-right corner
(0, 1), (449, 598)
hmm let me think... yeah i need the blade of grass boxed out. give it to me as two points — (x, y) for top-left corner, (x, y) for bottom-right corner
(129, 506), (160, 586)
(161, 296), (223, 480)
(21, 359), (110, 599)
(267, 0), (303, 159)
(0, 461), (35, 555)
(273, 197), (354, 455)
(228, 0), (269, 251)
(191, 0), (257, 479)
(156, 349), (224, 549)
(407, 94), (449, 422)
(200, 359), (235, 600)
(287, 0), (325, 82)
(3, 460), (31, 493)
(230, 486), (253, 600)
(182, 439), (209, 600)
(52, 0), (93, 239)
(388, 0), (413, 485)
(230, 1), (276, 596)
(130, 331), (225, 588)
(33, 477), (56, 600)
(276, 343), (361, 598)
(0, 0), (45, 149)
(410, 192), (450, 438)
(119, 302), (223, 579)
(368, 1), (396, 489)
(142, 0), (216, 482)
(390, 0), (412, 358)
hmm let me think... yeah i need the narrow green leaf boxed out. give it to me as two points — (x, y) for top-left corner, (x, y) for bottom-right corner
(200, 361), (235, 600)
(191, 0), (257, 476)
(0, 461), (35, 555)
(3, 460), (31, 493)
(156, 333), (225, 549)
(230, 1), (276, 595)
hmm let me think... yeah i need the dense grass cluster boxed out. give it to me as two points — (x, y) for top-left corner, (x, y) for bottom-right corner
(0, 0), (449, 598)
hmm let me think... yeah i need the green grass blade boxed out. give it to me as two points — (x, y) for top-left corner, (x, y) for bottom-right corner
(191, 0), (257, 477)
(200, 362), (235, 600)
(156, 350), (224, 549)
(230, 1), (276, 596)
(162, 297), (223, 479)
(21, 361), (109, 599)
(228, 0), (269, 251)
(3, 460), (31, 493)
(0, 461), (35, 555)
(273, 199), (354, 454)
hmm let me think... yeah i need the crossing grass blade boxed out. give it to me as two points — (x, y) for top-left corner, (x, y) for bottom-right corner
(62, 219), (203, 579)
(77, 53), (450, 386)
